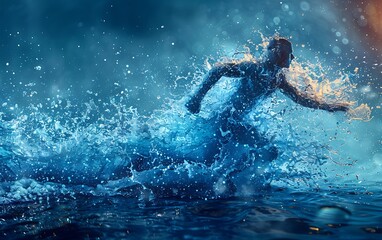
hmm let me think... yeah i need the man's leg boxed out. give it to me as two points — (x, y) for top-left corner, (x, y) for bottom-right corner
(226, 121), (279, 162)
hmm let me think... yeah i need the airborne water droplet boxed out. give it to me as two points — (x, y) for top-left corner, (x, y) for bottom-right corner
(273, 17), (281, 25)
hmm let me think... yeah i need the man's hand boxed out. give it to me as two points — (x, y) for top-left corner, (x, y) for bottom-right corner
(185, 97), (201, 114)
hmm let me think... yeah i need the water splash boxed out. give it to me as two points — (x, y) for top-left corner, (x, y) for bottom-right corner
(284, 62), (355, 105)
(347, 104), (372, 121)
(0, 87), (328, 201)
(283, 61), (371, 121)
(0, 37), (370, 202)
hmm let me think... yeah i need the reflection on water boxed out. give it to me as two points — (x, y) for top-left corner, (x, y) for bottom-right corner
(1, 186), (381, 239)
(316, 205), (351, 227)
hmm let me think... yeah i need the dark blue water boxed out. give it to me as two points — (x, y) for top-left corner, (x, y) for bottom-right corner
(1, 185), (381, 239)
(1, 0), (382, 239)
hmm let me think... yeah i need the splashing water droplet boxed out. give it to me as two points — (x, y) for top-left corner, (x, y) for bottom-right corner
(273, 17), (281, 25)
(300, 1), (310, 11)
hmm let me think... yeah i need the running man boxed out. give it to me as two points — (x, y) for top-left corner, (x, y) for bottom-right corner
(186, 37), (350, 163)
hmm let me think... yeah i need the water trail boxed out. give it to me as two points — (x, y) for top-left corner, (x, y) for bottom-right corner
(0, 38), (370, 202)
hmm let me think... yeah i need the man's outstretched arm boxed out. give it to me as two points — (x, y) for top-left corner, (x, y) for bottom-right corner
(279, 76), (351, 112)
(186, 61), (256, 114)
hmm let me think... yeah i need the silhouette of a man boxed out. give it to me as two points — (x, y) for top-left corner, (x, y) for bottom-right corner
(186, 37), (350, 164)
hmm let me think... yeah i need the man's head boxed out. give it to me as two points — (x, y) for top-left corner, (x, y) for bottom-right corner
(266, 37), (294, 68)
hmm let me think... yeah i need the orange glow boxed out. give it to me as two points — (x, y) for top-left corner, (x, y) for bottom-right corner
(365, 1), (382, 41)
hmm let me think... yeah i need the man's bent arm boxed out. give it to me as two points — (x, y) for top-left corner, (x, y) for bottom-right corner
(186, 61), (255, 114)
(279, 77), (351, 112)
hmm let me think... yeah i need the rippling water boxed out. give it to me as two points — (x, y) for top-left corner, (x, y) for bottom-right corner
(1, 185), (381, 239)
